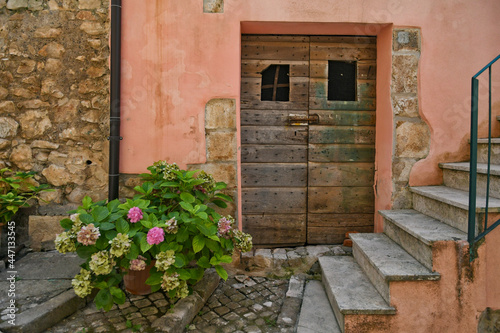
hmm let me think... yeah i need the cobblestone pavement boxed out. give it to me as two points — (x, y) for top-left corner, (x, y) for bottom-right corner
(44, 275), (293, 333)
(44, 245), (350, 333)
(186, 275), (291, 333)
(44, 289), (176, 333)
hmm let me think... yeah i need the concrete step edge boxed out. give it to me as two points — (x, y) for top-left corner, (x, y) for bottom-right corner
(0, 289), (87, 333)
(319, 256), (395, 319)
(297, 280), (341, 333)
(477, 138), (500, 144)
(410, 185), (500, 212)
(440, 162), (500, 176)
(379, 209), (467, 246)
(350, 233), (440, 282)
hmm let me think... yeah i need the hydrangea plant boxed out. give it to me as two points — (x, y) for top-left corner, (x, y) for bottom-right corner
(55, 161), (252, 311)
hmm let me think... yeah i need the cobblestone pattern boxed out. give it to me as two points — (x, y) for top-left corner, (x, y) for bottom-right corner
(45, 290), (176, 333)
(186, 275), (291, 333)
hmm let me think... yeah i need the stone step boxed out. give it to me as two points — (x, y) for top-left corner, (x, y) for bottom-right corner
(410, 185), (500, 233)
(350, 233), (440, 303)
(319, 256), (395, 333)
(297, 280), (341, 333)
(380, 209), (467, 270)
(477, 138), (500, 164)
(440, 162), (500, 199)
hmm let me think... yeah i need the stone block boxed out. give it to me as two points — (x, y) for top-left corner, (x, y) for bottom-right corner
(78, 0), (101, 9)
(19, 110), (52, 138)
(34, 27), (62, 39)
(0, 101), (16, 114)
(393, 28), (420, 52)
(391, 182), (413, 209)
(203, 0), (223, 13)
(392, 95), (419, 118)
(0, 117), (18, 138)
(188, 162), (236, 188)
(392, 54), (419, 94)
(392, 157), (417, 183)
(206, 131), (236, 161)
(205, 98), (236, 130)
(10, 144), (33, 170)
(29, 215), (65, 251)
(6, 0), (27, 10)
(395, 121), (430, 159)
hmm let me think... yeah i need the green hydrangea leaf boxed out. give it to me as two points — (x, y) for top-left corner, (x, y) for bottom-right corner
(116, 218), (129, 234)
(215, 265), (228, 281)
(192, 235), (205, 253)
(59, 218), (72, 230)
(180, 192), (195, 204)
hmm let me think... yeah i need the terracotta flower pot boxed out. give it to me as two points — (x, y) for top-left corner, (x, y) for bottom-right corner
(123, 261), (155, 295)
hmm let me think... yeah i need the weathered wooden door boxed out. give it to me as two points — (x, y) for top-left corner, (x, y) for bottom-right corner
(241, 35), (376, 246)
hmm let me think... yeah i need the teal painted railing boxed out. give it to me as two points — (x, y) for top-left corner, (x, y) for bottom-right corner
(468, 54), (500, 261)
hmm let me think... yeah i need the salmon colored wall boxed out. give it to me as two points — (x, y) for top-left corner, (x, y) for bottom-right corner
(119, 1), (500, 236)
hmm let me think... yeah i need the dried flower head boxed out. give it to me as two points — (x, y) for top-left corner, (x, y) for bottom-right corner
(77, 223), (100, 246)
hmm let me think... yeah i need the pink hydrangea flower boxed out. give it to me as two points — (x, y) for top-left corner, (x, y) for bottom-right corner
(147, 227), (164, 245)
(127, 207), (143, 223)
(130, 255), (147, 271)
(217, 217), (232, 235)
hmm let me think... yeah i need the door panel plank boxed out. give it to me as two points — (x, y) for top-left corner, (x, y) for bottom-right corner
(310, 60), (376, 79)
(242, 43), (310, 61)
(308, 187), (374, 214)
(241, 110), (308, 126)
(309, 98), (376, 111)
(241, 126), (308, 145)
(310, 46), (377, 61)
(309, 144), (375, 162)
(310, 36), (376, 44)
(242, 60), (309, 78)
(241, 145), (308, 163)
(308, 162), (374, 187)
(242, 163), (307, 187)
(243, 35), (310, 43)
(307, 212), (374, 244)
(243, 214), (306, 246)
(242, 188), (307, 214)
(309, 125), (375, 144)
(314, 110), (376, 126)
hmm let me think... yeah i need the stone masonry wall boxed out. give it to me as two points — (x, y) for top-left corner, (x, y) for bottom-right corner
(0, 0), (110, 211)
(391, 28), (430, 208)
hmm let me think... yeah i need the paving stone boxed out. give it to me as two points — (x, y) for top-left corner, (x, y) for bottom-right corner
(133, 298), (152, 308)
(244, 325), (262, 333)
(148, 292), (166, 301)
(140, 306), (159, 316)
(214, 306), (230, 316)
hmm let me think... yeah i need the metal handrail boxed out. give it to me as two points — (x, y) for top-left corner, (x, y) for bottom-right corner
(468, 54), (500, 261)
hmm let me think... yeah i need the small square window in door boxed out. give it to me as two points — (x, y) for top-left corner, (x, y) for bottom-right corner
(261, 65), (290, 101)
(328, 60), (357, 101)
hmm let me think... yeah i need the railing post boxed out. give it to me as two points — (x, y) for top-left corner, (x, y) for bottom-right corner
(468, 77), (479, 259)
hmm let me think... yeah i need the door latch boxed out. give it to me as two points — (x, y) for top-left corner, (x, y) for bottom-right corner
(289, 114), (319, 126)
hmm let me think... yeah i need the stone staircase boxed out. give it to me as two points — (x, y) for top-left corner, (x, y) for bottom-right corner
(297, 139), (500, 332)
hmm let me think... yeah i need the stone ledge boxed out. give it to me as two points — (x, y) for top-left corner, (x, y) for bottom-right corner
(151, 269), (220, 333)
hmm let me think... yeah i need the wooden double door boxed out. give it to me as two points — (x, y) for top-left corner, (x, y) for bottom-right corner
(240, 35), (376, 246)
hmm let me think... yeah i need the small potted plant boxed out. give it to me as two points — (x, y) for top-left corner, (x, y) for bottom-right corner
(0, 168), (53, 257)
(55, 161), (252, 311)
(0, 167), (52, 225)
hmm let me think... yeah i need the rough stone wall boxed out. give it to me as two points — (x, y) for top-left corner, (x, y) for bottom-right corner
(0, 0), (110, 211)
(391, 28), (430, 208)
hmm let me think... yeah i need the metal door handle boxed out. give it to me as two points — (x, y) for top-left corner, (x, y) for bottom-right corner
(289, 114), (319, 126)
